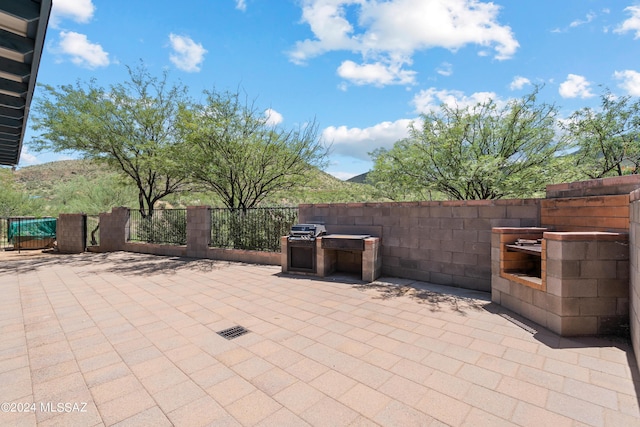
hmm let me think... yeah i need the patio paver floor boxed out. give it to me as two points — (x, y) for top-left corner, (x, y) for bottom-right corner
(1, 251), (639, 426)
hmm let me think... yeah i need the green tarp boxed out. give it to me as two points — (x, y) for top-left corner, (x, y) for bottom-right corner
(8, 218), (57, 243)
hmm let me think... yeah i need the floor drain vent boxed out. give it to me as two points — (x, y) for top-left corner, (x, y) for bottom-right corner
(217, 325), (250, 340)
(500, 314), (538, 334)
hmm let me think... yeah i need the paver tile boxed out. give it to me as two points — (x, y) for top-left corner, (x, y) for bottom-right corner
(273, 381), (325, 414)
(207, 375), (257, 406)
(545, 390), (605, 426)
(95, 388), (156, 426)
(378, 375), (429, 406)
(309, 370), (358, 399)
(2, 253), (640, 427)
(255, 407), (311, 427)
(511, 401), (574, 427)
(300, 396), (359, 427)
(337, 383), (392, 418)
(166, 395), (229, 427)
(416, 389), (472, 426)
(89, 374), (144, 405)
(112, 405), (172, 426)
(251, 367), (297, 395)
(373, 400), (434, 427)
(224, 389), (282, 426)
(285, 357), (329, 382)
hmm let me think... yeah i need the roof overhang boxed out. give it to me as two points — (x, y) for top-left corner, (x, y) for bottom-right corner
(0, 0), (51, 166)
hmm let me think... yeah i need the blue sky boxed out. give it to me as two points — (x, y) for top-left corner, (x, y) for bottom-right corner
(21, 0), (640, 179)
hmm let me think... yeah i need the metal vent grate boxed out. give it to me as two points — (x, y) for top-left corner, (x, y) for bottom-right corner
(217, 325), (250, 340)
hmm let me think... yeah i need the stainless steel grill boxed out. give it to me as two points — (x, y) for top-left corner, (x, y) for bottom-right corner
(286, 224), (326, 272)
(288, 224), (327, 241)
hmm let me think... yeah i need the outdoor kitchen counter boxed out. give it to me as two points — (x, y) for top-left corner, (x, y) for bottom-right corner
(282, 234), (382, 282)
(321, 234), (371, 251)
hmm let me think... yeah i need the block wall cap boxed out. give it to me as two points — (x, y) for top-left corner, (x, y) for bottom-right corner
(543, 231), (629, 241)
(492, 227), (548, 233)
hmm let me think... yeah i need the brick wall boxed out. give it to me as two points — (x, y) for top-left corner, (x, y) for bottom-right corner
(299, 199), (541, 292)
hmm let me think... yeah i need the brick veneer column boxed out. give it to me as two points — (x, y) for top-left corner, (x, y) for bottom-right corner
(187, 206), (211, 258)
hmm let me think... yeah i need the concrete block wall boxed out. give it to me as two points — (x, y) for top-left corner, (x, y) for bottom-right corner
(541, 194), (629, 232)
(299, 199), (541, 292)
(547, 175), (640, 198)
(98, 207), (130, 252)
(187, 206), (211, 258)
(544, 232), (629, 336)
(629, 189), (640, 372)
(56, 214), (86, 254)
(492, 230), (629, 336)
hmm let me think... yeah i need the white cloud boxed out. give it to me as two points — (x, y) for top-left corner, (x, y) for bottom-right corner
(290, 0), (518, 87)
(412, 88), (498, 113)
(322, 119), (414, 160)
(615, 5), (640, 38)
(19, 148), (38, 165)
(569, 12), (596, 28)
(337, 60), (416, 86)
(510, 76), (531, 90)
(169, 34), (207, 72)
(56, 31), (110, 69)
(558, 74), (594, 99)
(50, 0), (95, 27)
(614, 70), (640, 96)
(436, 62), (453, 77)
(235, 0), (247, 11)
(264, 108), (283, 125)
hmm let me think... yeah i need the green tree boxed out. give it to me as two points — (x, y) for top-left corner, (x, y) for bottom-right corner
(30, 65), (191, 217)
(0, 168), (42, 217)
(564, 90), (640, 178)
(369, 88), (565, 200)
(180, 89), (329, 210)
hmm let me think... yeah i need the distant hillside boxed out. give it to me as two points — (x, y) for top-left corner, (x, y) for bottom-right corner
(15, 159), (104, 197)
(347, 172), (369, 184)
(11, 159), (386, 214)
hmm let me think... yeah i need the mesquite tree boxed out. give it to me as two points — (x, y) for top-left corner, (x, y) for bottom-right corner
(180, 89), (329, 210)
(369, 88), (566, 200)
(30, 65), (191, 217)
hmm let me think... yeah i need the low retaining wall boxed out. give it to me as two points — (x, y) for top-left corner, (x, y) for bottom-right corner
(96, 206), (280, 266)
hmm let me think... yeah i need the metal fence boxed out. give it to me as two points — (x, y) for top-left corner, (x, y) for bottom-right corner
(0, 217), (8, 250)
(0, 216), (57, 251)
(128, 209), (187, 245)
(210, 207), (298, 252)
